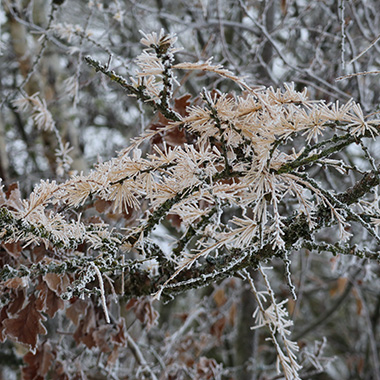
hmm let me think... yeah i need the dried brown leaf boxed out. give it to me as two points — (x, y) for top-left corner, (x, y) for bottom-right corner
(36, 281), (64, 318)
(167, 213), (182, 229)
(174, 94), (192, 117)
(5, 182), (24, 212)
(128, 298), (158, 329)
(228, 302), (237, 326)
(149, 123), (165, 150)
(4, 276), (28, 289)
(3, 295), (47, 351)
(2, 242), (22, 259)
(22, 341), (55, 380)
(31, 246), (50, 263)
(53, 360), (70, 380)
(94, 198), (112, 213)
(43, 273), (69, 294)
(92, 324), (113, 353)
(7, 289), (26, 315)
(73, 304), (96, 349)
(329, 277), (348, 297)
(287, 298), (296, 316)
(210, 316), (226, 341)
(111, 318), (126, 346)
(352, 288), (363, 315)
(66, 298), (89, 326)
(125, 298), (138, 310)
(164, 126), (187, 147)
(213, 288), (227, 308)
(106, 346), (120, 367)
(196, 357), (219, 380)
(43, 273), (62, 293)
(281, 0), (288, 16)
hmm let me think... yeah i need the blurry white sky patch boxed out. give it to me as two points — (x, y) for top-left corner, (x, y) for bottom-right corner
(0, 2), (5, 25)
(83, 125), (127, 163)
(151, 224), (174, 258)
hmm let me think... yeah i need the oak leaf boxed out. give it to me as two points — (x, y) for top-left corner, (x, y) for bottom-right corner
(174, 94), (191, 117)
(7, 289), (26, 315)
(66, 298), (89, 326)
(36, 281), (64, 318)
(22, 341), (55, 380)
(3, 295), (47, 351)
(5, 182), (24, 212)
(127, 298), (158, 329)
(4, 276), (28, 289)
(2, 241), (22, 259)
(73, 303), (96, 349)
(92, 324), (113, 353)
(43, 272), (70, 294)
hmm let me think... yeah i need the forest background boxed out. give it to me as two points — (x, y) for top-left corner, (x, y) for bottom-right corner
(1, 1), (380, 379)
